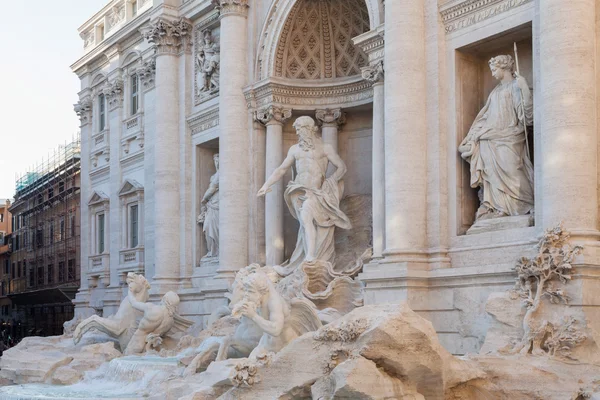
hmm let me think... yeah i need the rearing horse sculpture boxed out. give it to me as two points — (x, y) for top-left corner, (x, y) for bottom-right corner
(73, 272), (151, 351)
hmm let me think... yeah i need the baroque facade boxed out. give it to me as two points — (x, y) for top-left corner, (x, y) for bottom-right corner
(72, 0), (600, 356)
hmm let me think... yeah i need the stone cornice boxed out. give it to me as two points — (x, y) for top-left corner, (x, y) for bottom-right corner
(188, 107), (220, 135)
(244, 77), (373, 111)
(352, 25), (385, 65)
(141, 17), (193, 55)
(255, 106), (292, 127)
(216, 0), (249, 18)
(440, 0), (533, 33)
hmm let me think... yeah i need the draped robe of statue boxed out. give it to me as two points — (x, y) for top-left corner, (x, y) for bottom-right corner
(277, 168), (351, 277)
(203, 171), (219, 257)
(459, 78), (534, 219)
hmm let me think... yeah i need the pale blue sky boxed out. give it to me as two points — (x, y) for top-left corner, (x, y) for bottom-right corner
(0, 0), (108, 199)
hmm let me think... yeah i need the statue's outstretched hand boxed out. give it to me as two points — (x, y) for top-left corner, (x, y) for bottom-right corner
(257, 186), (272, 197)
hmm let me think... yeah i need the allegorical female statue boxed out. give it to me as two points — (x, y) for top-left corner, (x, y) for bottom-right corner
(458, 55), (534, 221)
(198, 153), (219, 259)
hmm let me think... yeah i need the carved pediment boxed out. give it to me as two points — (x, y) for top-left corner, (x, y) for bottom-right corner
(118, 179), (144, 197)
(88, 190), (110, 206)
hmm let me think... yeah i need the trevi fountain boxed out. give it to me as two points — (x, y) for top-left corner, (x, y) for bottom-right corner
(3, 0), (600, 398)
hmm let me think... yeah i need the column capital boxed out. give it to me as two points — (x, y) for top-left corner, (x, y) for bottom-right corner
(141, 17), (193, 56)
(136, 59), (156, 90)
(315, 108), (346, 128)
(215, 0), (249, 18)
(255, 106), (292, 127)
(102, 79), (124, 110)
(74, 97), (93, 126)
(362, 61), (384, 85)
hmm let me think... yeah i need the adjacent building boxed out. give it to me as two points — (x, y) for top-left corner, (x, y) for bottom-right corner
(7, 138), (81, 338)
(0, 199), (14, 338)
(71, 0), (600, 355)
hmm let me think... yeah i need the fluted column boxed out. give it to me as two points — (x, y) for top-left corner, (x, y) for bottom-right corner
(383, 0), (428, 264)
(216, 0), (250, 278)
(539, 0), (598, 235)
(142, 17), (192, 292)
(362, 61), (385, 258)
(316, 108), (346, 177)
(256, 107), (292, 266)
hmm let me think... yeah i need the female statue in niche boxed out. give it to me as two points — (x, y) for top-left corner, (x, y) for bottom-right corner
(198, 153), (219, 259)
(458, 54), (534, 222)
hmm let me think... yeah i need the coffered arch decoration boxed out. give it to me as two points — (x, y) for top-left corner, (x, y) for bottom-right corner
(256, 0), (381, 81)
(275, 0), (369, 79)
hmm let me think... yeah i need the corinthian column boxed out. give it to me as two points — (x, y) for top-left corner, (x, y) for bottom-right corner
(142, 17), (192, 292)
(256, 106), (292, 266)
(216, 0), (250, 278)
(539, 0), (598, 235)
(316, 108), (346, 177)
(382, 0), (427, 265)
(362, 61), (385, 258)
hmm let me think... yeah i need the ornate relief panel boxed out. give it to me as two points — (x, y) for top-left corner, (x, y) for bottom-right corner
(194, 10), (221, 105)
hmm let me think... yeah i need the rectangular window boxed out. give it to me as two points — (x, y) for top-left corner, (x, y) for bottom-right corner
(48, 187), (54, 199)
(4, 260), (8, 275)
(71, 215), (76, 238)
(130, 204), (138, 248)
(49, 222), (54, 245)
(22, 260), (26, 279)
(131, 75), (139, 115)
(59, 218), (65, 242)
(68, 259), (75, 281)
(59, 181), (65, 193)
(47, 264), (54, 284)
(37, 193), (43, 205)
(11, 263), (15, 279)
(17, 262), (21, 278)
(37, 266), (44, 286)
(36, 228), (43, 248)
(0, 213), (3, 222)
(98, 214), (105, 253)
(58, 261), (65, 282)
(132, 0), (138, 17)
(99, 94), (106, 131)
(29, 267), (34, 287)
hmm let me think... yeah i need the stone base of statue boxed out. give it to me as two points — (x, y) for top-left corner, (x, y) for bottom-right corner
(467, 214), (533, 235)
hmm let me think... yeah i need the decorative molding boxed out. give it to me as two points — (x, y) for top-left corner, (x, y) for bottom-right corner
(254, 106), (292, 126)
(315, 108), (346, 127)
(106, 3), (126, 33)
(141, 17), (193, 55)
(217, 0), (249, 18)
(188, 107), (220, 135)
(74, 97), (93, 126)
(361, 61), (384, 84)
(136, 58), (156, 90)
(352, 26), (385, 65)
(440, 0), (533, 33)
(244, 77), (373, 110)
(102, 79), (124, 109)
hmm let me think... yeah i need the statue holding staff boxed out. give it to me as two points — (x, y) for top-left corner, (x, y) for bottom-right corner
(458, 54), (534, 221)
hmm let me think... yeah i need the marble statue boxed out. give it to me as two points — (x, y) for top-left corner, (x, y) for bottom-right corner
(458, 55), (534, 221)
(183, 265), (321, 375)
(196, 29), (220, 96)
(258, 116), (352, 276)
(73, 272), (150, 351)
(198, 153), (219, 259)
(125, 290), (193, 355)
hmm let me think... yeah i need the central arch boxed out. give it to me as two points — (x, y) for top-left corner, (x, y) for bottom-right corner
(256, 0), (383, 81)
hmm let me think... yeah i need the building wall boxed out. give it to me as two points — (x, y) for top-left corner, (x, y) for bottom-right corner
(71, 0), (600, 355)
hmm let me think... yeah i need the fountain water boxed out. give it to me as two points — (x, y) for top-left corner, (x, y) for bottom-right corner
(0, 356), (182, 400)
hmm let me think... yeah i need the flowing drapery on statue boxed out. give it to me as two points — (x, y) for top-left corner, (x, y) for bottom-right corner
(459, 55), (534, 221)
(258, 116), (351, 277)
(198, 153), (219, 259)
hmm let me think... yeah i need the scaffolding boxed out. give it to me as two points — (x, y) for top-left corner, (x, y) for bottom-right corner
(7, 133), (81, 337)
